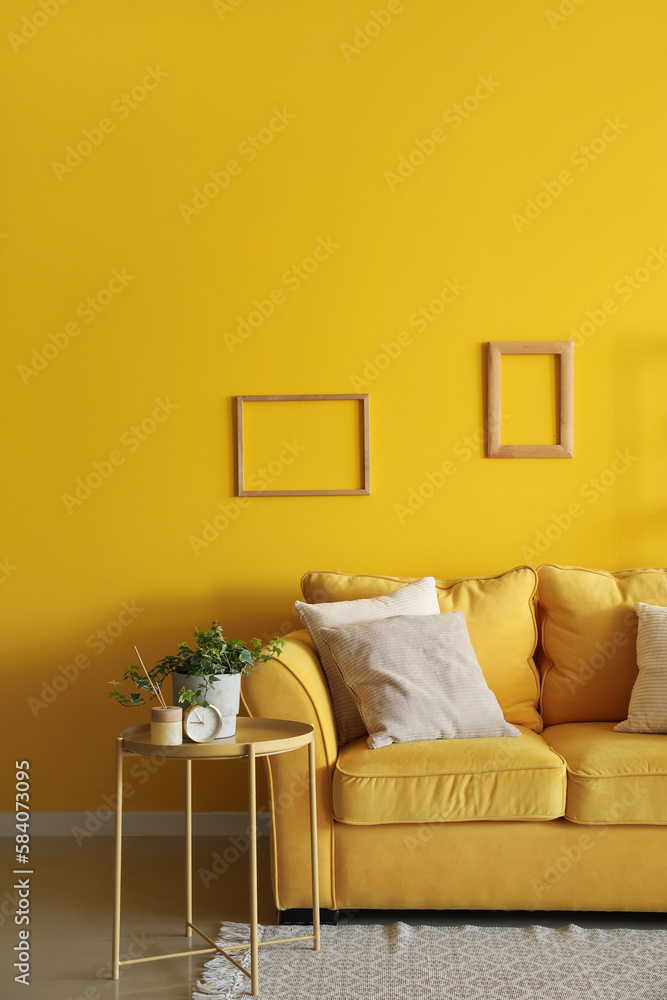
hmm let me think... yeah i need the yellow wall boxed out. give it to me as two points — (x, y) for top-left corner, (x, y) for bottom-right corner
(4, 0), (667, 813)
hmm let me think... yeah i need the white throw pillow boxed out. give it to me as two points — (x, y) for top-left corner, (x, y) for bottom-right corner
(615, 602), (667, 733)
(319, 612), (520, 749)
(295, 577), (440, 745)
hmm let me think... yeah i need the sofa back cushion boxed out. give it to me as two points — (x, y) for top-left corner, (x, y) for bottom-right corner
(301, 566), (541, 733)
(537, 564), (667, 725)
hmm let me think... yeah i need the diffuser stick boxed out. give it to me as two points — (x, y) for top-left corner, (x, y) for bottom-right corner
(134, 645), (167, 709)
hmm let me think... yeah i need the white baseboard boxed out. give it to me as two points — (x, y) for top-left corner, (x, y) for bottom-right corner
(0, 810), (271, 838)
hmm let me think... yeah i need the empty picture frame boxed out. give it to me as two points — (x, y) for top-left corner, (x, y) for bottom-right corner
(487, 341), (574, 458)
(236, 394), (371, 496)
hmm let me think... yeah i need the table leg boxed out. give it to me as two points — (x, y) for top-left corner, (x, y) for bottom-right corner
(248, 744), (259, 995)
(112, 738), (123, 980)
(308, 736), (320, 950)
(185, 759), (192, 937)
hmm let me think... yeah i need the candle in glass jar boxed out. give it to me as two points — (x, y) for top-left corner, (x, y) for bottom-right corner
(151, 706), (183, 745)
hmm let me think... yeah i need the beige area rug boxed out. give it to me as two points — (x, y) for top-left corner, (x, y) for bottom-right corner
(193, 920), (667, 999)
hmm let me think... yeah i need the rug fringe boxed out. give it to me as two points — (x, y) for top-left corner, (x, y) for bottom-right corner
(192, 921), (254, 1000)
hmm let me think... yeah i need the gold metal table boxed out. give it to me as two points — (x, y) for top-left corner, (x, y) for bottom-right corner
(112, 717), (320, 996)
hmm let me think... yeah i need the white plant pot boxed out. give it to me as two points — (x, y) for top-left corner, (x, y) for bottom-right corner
(172, 672), (241, 738)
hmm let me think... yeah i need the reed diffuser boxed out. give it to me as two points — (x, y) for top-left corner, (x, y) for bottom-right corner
(136, 645), (183, 745)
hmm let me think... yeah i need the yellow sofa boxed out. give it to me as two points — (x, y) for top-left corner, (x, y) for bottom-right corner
(242, 564), (667, 914)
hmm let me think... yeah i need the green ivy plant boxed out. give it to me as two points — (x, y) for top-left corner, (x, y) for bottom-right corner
(109, 621), (284, 708)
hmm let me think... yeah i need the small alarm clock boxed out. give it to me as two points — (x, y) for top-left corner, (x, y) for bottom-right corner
(183, 704), (224, 743)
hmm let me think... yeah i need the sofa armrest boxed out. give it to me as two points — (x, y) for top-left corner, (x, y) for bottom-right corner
(242, 629), (338, 910)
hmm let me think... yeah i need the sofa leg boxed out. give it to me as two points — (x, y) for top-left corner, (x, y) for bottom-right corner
(278, 908), (339, 926)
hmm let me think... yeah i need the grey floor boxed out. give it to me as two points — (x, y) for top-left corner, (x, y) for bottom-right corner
(1, 836), (664, 1000)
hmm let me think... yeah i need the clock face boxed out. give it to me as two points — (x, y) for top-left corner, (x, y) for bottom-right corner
(184, 704), (223, 743)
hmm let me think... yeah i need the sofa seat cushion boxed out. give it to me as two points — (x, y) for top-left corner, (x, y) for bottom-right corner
(333, 726), (566, 825)
(542, 722), (667, 825)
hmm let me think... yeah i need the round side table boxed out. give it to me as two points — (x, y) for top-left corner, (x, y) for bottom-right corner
(111, 717), (320, 996)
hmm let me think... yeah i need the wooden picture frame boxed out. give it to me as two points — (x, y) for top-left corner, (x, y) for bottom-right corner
(487, 341), (574, 458)
(236, 394), (371, 496)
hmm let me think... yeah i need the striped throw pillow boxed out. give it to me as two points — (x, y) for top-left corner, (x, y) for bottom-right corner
(615, 602), (667, 733)
(319, 612), (520, 749)
(295, 577), (440, 745)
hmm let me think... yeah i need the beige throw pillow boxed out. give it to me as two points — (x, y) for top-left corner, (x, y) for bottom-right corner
(295, 576), (440, 745)
(615, 602), (667, 733)
(319, 612), (520, 749)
